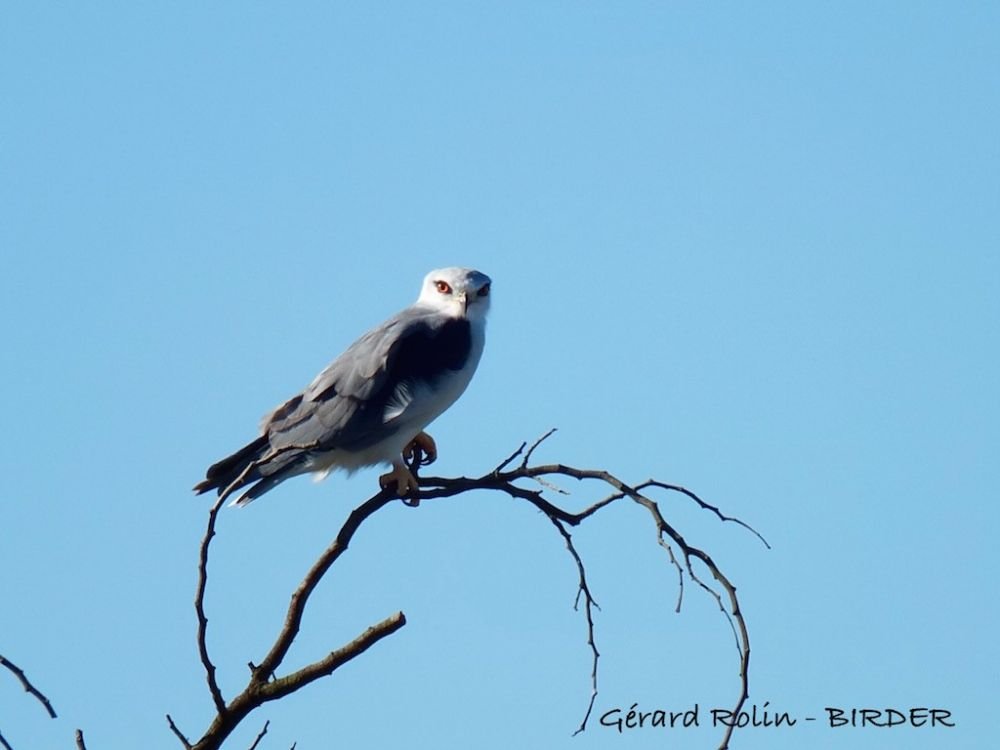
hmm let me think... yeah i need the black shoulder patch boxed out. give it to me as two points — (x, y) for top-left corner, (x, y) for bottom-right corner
(391, 318), (472, 383)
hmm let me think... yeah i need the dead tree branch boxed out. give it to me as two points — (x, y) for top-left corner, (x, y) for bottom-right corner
(166, 714), (192, 749)
(178, 433), (763, 750)
(175, 485), (407, 750)
(0, 654), (57, 719)
(1, 653), (60, 750)
(195, 495), (228, 715)
(549, 517), (600, 736)
(246, 721), (269, 750)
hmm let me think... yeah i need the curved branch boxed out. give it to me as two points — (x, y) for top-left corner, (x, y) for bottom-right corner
(549, 518), (600, 736)
(183, 486), (407, 750)
(180, 434), (762, 750)
(195, 495), (228, 715)
(418, 440), (760, 747)
(639, 479), (770, 549)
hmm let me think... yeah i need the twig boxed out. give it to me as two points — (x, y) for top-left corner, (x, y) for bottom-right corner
(167, 714), (193, 749)
(491, 441), (526, 474)
(195, 495), (228, 714)
(0, 654), (57, 718)
(623, 490), (750, 749)
(657, 537), (686, 613)
(0, 730), (12, 750)
(640, 480), (771, 549)
(247, 720), (269, 750)
(520, 427), (557, 468)
(549, 518), (600, 736)
(256, 612), (405, 703)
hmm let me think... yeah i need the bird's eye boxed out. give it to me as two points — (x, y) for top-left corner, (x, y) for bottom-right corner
(435, 280), (452, 294)
(477, 284), (490, 297)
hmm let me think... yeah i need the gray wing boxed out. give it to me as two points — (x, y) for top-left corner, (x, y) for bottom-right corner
(263, 316), (410, 457)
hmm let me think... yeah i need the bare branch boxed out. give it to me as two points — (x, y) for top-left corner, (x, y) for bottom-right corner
(549, 518), (600, 736)
(491, 440), (526, 474)
(252, 490), (399, 683)
(74, 729), (87, 750)
(0, 656), (56, 719)
(0, 656), (66, 750)
(186, 487), (406, 750)
(185, 433), (761, 750)
(619, 487), (750, 749)
(195, 494), (228, 714)
(657, 537), (686, 613)
(259, 612), (406, 703)
(639, 479), (771, 549)
(520, 427), (557, 468)
(0, 654), (57, 719)
(417, 438), (760, 747)
(247, 720), (269, 750)
(167, 714), (193, 749)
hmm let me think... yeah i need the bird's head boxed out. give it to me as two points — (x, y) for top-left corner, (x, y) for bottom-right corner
(417, 267), (492, 322)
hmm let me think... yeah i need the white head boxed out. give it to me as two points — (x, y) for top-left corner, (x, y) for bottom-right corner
(417, 267), (492, 322)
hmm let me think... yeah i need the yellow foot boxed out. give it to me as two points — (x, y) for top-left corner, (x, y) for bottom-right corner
(379, 463), (420, 497)
(403, 431), (437, 467)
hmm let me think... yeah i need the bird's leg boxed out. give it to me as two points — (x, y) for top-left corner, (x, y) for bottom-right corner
(379, 459), (420, 497)
(402, 431), (438, 467)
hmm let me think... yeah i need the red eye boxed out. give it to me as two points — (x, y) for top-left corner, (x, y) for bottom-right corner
(477, 283), (490, 297)
(435, 280), (452, 294)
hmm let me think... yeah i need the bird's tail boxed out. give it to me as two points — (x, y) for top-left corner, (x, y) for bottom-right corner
(194, 435), (269, 500)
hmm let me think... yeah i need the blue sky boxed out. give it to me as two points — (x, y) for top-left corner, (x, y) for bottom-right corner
(2, 3), (997, 749)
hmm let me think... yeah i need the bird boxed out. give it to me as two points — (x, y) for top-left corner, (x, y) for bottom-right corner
(194, 267), (492, 507)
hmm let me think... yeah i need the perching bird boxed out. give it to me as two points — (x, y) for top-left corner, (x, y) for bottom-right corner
(194, 267), (491, 506)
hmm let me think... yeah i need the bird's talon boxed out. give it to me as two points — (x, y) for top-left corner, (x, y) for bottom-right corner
(403, 431), (438, 467)
(379, 464), (420, 497)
